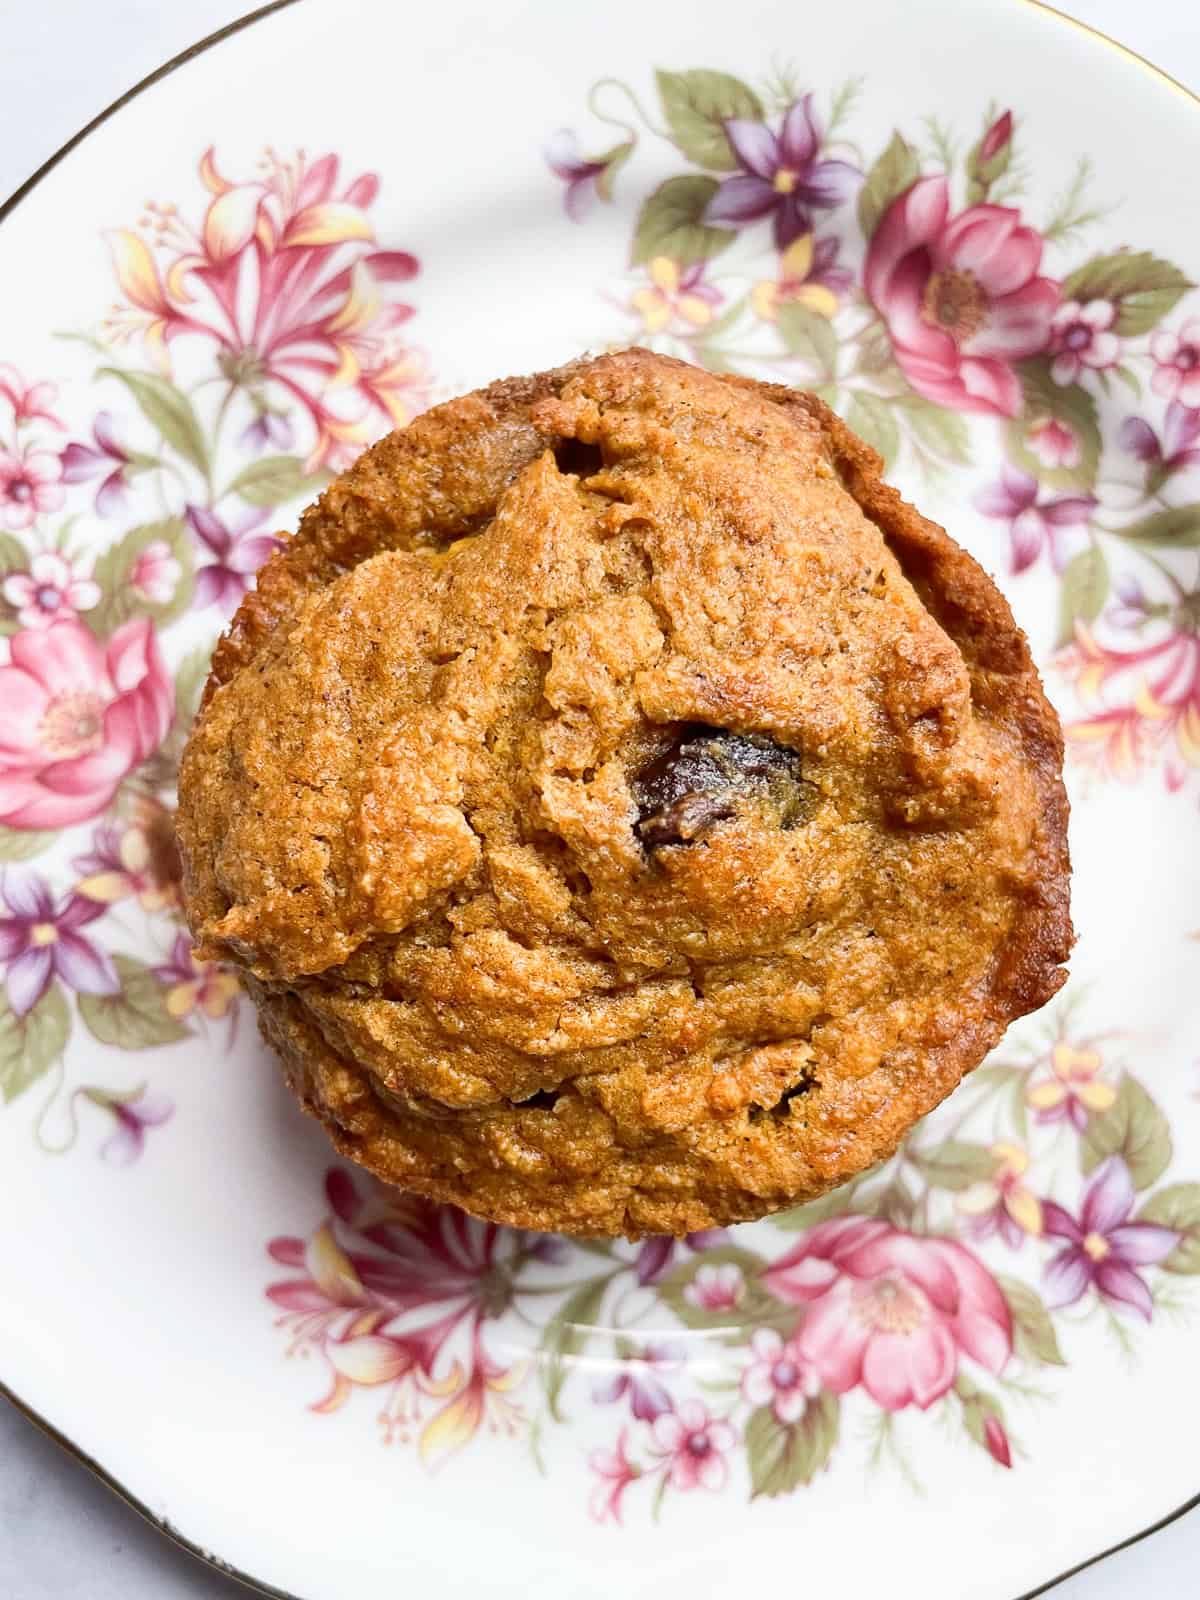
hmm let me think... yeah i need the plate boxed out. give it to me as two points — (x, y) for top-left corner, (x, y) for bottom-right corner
(1, 2), (1198, 1596)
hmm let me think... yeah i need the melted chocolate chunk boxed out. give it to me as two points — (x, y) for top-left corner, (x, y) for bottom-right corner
(552, 438), (604, 478)
(633, 727), (806, 849)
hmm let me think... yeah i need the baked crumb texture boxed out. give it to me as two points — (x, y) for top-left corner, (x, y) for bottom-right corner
(178, 351), (1072, 1236)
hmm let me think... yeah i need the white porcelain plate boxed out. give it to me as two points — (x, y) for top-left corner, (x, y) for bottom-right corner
(1, 3), (1199, 1595)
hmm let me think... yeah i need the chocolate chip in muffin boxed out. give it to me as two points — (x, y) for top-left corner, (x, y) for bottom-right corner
(552, 437), (605, 479)
(633, 727), (807, 848)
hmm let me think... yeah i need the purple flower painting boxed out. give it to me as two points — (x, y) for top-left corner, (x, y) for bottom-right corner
(0, 868), (117, 1015)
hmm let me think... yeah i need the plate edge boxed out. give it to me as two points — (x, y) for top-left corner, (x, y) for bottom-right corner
(1023, 0), (1200, 108)
(1, 1376), (302, 1599)
(4, 1363), (1199, 1600)
(0, 0), (302, 224)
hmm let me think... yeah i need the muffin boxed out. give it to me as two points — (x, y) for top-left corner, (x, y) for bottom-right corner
(177, 350), (1071, 1236)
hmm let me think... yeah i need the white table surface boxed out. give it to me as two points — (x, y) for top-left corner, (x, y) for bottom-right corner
(1, 2), (1196, 1596)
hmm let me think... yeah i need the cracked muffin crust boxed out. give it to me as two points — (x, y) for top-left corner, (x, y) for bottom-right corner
(177, 350), (1072, 1236)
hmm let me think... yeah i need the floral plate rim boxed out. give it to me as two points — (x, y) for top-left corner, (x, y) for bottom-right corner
(1, 1), (1198, 1597)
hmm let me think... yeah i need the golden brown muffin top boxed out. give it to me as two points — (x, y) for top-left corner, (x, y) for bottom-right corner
(178, 350), (1071, 1235)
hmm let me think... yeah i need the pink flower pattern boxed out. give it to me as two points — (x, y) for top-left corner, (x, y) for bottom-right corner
(0, 140), (428, 1169)
(1027, 416), (1081, 469)
(765, 1219), (1012, 1411)
(1048, 299), (1120, 385)
(588, 1430), (639, 1524)
(1149, 318), (1200, 405)
(2, 552), (101, 629)
(978, 111), (1013, 166)
(650, 1400), (736, 1492)
(984, 1414), (1013, 1469)
(105, 147), (429, 469)
(0, 620), (174, 830)
(130, 540), (183, 605)
(0, 447), (65, 530)
(1061, 597), (1200, 782)
(0, 366), (63, 430)
(267, 1170), (528, 1464)
(864, 177), (1058, 416)
(684, 1262), (745, 1311)
(740, 1329), (820, 1422)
